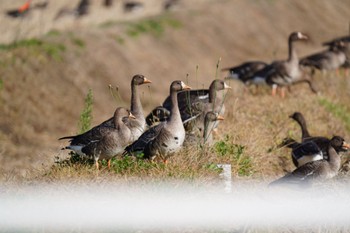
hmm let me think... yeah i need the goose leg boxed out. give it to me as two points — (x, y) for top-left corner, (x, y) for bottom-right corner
(108, 159), (111, 170)
(280, 87), (286, 98)
(95, 160), (99, 170)
(271, 84), (277, 96)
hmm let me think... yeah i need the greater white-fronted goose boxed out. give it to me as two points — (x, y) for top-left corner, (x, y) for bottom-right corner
(300, 41), (347, 75)
(183, 111), (224, 147)
(252, 32), (316, 97)
(124, 81), (191, 162)
(146, 79), (230, 133)
(281, 112), (350, 165)
(270, 136), (350, 186)
(222, 61), (268, 85)
(59, 74), (151, 154)
(64, 107), (135, 169)
(323, 36), (350, 75)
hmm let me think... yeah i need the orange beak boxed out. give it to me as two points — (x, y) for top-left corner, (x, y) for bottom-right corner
(216, 115), (224, 121)
(182, 84), (191, 90)
(129, 113), (136, 119)
(143, 78), (152, 84)
(342, 142), (350, 150)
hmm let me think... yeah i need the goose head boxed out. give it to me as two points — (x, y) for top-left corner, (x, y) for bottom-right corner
(330, 136), (350, 152)
(205, 111), (224, 122)
(289, 32), (309, 42)
(289, 112), (305, 123)
(170, 80), (191, 92)
(209, 79), (231, 92)
(132, 74), (152, 86)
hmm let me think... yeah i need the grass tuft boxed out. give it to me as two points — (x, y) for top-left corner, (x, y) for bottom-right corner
(319, 97), (350, 132)
(78, 89), (94, 134)
(214, 135), (254, 176)
(126, 16), (182, 38)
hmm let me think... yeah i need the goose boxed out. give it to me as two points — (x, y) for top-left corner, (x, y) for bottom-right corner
(124, 80), (191, 162)
(270, 136), (350, 186)
(66, 107), (135, 169)
(101, 74), (151, 141)
(323, 36), (350, 75)
(59, 74), (151, 153)
(183, 111), (224, 147)
(146, 79), (230, 133)
(252, 32), (316, 97)
(222, 61), (268, 85)
(281, 112), (350, 165)
(300, 41), (347, 75)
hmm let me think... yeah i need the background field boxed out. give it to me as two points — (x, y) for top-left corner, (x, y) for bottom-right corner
(1, 0), (350, 183)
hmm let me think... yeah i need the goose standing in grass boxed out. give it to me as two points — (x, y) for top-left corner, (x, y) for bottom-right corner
(101, 74), (151, 141)
(124, 80), (191, 163)
(252, 32), (316, 97)
(59, 74), (151, 154)
(279, 112), (350, 166)
(66, 107), (135, 169)
(270, 136), (350, 186)
(184, 111), (224, 147)
(300, 41), (347, 76)
(146, 79), (230, 133)
(222, 61), (268, 85)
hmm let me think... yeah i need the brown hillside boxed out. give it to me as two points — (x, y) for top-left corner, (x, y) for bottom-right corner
(1, 0), (350, 178)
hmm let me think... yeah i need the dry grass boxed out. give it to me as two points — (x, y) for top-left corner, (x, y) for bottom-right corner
(0, 0), (350, 186)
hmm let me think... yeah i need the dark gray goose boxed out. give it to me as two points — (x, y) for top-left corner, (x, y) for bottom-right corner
(146, 79), (230, 133)
(270, 136), (350, 186)
(124, 80), (191, 162)
(279, 112), (350, 166)
(66, 107), (135, 169)
(300, 41), (347, 74)
(101, 74), (151, 141)
(183, 111), (224, 147)
(222, 61), (268, 85)
(59, 75), (151, 153)
(279, 138), (324, 167)
(323, 36), (350, 75)
(252, 32), (316, 97)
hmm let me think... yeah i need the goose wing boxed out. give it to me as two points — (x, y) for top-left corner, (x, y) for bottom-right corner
(124, 123), (165, 155)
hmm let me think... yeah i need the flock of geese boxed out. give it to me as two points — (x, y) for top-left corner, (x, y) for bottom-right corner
(59, 75), (229, 170)
(59, 31), (350, 187)
(222, 32), (350, 98)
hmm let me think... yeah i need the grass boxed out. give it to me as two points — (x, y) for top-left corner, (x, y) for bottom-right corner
(126, 16), (182, 38)
(0, 38), (66, 61)
(319, 97), (350, 133)
(78, 89), (94, 134)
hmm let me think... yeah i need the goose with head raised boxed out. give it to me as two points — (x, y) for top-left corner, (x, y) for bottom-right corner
(59, 74), (151, 154)
(124, 80), (191, 162)
(252, 32), (316, 97)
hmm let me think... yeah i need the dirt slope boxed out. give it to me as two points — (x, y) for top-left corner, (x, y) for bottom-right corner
(1, 0), (350, 177)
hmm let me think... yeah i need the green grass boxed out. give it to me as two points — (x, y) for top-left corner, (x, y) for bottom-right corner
(71, 37), (86, 48)
(78, 89), (94, 134)
(0, 79), (3, 91)
(0, 38), (66, 61)
(319, 97), (350, 132)
(213, 135), (254, 176)
(126, 16), (182, 38)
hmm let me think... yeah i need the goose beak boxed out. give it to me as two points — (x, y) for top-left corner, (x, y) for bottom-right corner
(342, 142), (350, 150)
(216, 115), (225, 121)
(181, 82), (191, 90)
(224, 82), (232, 89)
(129, 113), (136, 119)
(143, 78), (152, 84)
